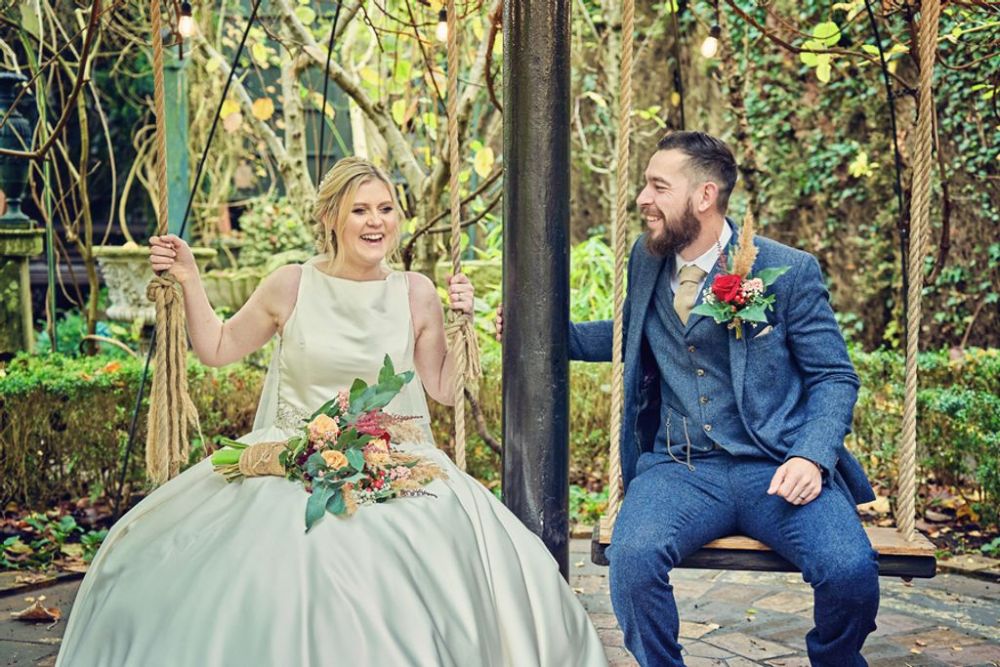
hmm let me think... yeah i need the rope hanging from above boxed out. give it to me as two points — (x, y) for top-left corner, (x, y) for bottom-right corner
(898, 0), (941, 541)
(443, 0), (481, 472)
(605, 0), (635, 533)
(145, 0), (200, 485)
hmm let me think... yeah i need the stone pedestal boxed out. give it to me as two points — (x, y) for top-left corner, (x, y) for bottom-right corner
(0, 228), (45, 357)
(93, 245), (216, 325)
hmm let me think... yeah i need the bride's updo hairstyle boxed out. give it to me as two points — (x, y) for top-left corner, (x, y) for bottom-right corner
(312, 157), (404, 268)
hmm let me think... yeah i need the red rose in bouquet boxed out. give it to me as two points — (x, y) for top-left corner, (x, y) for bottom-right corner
(711, 274), (743, 304)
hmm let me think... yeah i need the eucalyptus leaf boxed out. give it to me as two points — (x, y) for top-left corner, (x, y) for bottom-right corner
(754, 266), (791, 287)
(346, 448), (365, 472)
(738, 302), (771, 323)
(305, 486), (336, 531)
(326, 490), (347, 516)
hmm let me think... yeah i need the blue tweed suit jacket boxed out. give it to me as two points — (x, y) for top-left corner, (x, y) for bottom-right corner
(569, 224), (875, 505)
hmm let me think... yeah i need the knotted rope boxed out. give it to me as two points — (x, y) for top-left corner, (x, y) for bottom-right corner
(605, 0), (635, 532)
(899, 0), (940, 541)
(145, 1), (200, 485)
(444, 0), (480, 472)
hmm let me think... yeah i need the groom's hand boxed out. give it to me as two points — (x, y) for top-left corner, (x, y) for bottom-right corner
(767, 457), (822, 506)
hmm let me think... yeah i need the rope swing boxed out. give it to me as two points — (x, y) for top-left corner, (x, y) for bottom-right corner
(443, 0), (481, 472)
(606, 0), (635, 532)
(145, 0), (200, 485)
(597, 0), (940, 572)
(899, 0), (941, 541)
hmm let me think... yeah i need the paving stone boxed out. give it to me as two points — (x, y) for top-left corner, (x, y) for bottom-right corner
(703, 583), (773, 605)
(684, 657), (728, 667)
(587, 612), (619, 629)
(683, 639), (736, 659)
(766, 657), (810, 667)
(681, 621), (721, 639)
(704, 632), (796, 661)
(753, 591), (813, 614)
(872, 610), (938, 637)
(673, 578), (717, 599)
(607, 657), (640, 667)
(577, 592), (615, 614)
(922, 642), (1000, 665)
(726, 657), (767, 667)
(860, 638), (915, 660)
(572, 574), (610, 595)
(598, 628), (626, 648)
(889, 626), (989, 650)
(0, 641), (58, 665)
(867, 653), (952, 666)
(603, 645), (635, 661)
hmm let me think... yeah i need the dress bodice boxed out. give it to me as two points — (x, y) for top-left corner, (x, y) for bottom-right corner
(253, 259), (431, 432)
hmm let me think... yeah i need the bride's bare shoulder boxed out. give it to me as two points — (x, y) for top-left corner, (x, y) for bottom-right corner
(256, 264), (304, 326)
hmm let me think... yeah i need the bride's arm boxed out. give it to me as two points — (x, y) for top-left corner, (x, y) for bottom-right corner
(150, 234), (300, 367)
(408, 271), (474, 406)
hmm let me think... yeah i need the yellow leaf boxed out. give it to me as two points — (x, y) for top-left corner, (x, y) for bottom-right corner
(473, 147), (494, 179)
(391, 99), (407, 126)
(670, 91), (681, 107)
(219, 99), (240, 119)
(360, 67), (380, 87)
(205, 57), (221, 74)
(252, 97), (275, 121)
(472, 17), (485, 42)
(251, 42), (270, 67)
(816, 59), (831, 83)
(295, 5), (316, 25)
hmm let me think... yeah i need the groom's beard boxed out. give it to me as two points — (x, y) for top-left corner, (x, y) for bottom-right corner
(644, 200), (701, 258)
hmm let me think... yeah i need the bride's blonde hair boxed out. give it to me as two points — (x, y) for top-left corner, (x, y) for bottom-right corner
(311, 157), (404, 269)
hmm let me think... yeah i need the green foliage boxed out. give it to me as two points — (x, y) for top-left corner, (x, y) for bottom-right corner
(236, 196), (315, 268)
(0, 512), (107, 570)
(570, 484), (609, 527)
(0, 352), (264, 508)
(724, 1), (999, 350)
(848, 347), (1000, 526)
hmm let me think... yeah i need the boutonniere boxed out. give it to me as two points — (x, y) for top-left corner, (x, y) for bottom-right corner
(690, 211), (790, 340)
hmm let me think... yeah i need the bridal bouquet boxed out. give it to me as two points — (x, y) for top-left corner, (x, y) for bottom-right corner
(211, 356), (447, 531)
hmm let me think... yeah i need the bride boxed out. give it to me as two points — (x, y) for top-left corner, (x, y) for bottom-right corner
(57, 157), (608, 666)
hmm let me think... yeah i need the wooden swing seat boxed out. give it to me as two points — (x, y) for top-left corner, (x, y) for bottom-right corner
(591, 516), (937, 579)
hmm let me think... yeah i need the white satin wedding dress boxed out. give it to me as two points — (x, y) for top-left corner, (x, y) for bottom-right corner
(57, 259), (607, 667)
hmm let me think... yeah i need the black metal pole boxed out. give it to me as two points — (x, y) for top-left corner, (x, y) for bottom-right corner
(502, 0), (572, 578)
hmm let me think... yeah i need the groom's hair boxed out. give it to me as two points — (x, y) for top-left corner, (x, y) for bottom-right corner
(656, 131), (738, 213)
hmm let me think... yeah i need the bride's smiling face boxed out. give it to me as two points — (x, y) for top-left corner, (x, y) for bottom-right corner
(334, 179), (400, 267)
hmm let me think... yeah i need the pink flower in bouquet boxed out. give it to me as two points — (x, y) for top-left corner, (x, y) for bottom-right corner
(307, 414), (340, 446)
(337, 390), (350, 412)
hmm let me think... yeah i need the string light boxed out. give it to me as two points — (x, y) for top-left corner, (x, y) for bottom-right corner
(700, 25), (721, 58)
(700, 0), (721, 59)
(435, 8), (448, 43)
(178, 1), (196, 38)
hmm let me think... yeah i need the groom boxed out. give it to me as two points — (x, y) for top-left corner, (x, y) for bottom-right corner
(569, 131), (880, 666)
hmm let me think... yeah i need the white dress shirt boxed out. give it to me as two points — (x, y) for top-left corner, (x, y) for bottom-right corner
(670, 223), (733, 295)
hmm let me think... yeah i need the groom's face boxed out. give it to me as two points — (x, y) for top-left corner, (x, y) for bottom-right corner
(637, 149), (702, 257)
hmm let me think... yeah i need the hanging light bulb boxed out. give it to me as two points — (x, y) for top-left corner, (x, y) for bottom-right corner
(178, 1), (196, 39)
(700, 25), (721, 59)
(436, 8), (448, 43)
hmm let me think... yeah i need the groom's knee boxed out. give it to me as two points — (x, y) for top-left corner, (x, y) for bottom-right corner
(608, 533), (679, 596)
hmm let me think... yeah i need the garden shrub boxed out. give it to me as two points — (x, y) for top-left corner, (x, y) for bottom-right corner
(0, 353), (264, 507)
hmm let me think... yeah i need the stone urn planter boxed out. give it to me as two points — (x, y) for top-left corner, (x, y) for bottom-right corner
(202, 266), (266, 312)
(93, 244), (216, 325)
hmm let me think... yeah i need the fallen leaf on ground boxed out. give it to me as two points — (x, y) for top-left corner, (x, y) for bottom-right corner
(11, 600), (61, 622)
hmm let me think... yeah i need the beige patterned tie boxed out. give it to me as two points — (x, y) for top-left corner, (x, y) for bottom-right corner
(674, 264), (708, 325)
